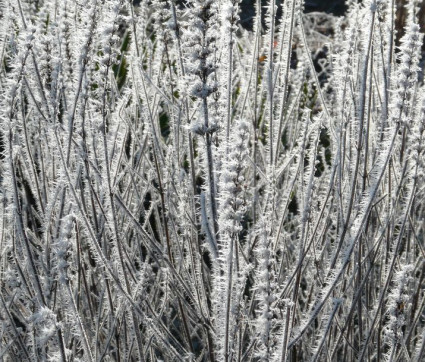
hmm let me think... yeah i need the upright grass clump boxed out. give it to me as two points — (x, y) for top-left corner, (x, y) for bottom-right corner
(0, 0), (425, 361)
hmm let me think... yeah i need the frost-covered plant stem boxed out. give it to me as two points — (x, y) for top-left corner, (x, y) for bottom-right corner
(330, 0), (376, 269)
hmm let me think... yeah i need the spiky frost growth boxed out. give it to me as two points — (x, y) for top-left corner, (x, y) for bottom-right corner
(310, 298), (342, 362)
(31, 306), (67, 361)
(383, 264), (414, 361)
(213, 118), (249, 360)
(253, 177), (281, 361)
(262, 0), (278, 165)
(254, 218), (278, 361)
(182, 0), (221, 247)
(411, 90), (425, 167)
(182, 0), (219, 104)
(217, 119), (249, 236)
(217, 0), (241, 143)
(388, 21), (422, 126)
(330, 2), (359, 122)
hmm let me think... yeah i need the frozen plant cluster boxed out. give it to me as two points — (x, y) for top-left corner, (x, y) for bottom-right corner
(0, 0), (425, 361)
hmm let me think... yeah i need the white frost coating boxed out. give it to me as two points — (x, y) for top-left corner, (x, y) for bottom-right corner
(0, 0), (424, 360)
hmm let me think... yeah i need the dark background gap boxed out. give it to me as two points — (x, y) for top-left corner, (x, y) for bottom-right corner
(133, 0), (348, 30)
(238, 0), (347, 30)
